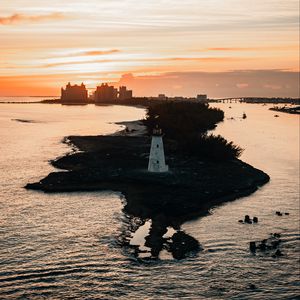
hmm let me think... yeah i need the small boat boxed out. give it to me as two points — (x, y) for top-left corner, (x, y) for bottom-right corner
(242, 113), (247, 119)
(274, 114), (279, 117)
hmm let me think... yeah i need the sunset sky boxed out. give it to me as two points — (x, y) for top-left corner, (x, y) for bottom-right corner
(1, 0), (299, 97)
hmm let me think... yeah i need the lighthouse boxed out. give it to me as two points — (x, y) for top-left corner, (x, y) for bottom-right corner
(148, 126), (169, 173)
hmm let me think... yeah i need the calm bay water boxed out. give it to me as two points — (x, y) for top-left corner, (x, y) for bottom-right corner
(0, 97), (57, 103)
(0, 101), (299, 299)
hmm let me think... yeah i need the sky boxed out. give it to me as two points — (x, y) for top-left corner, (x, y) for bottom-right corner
(0, 0), (299, 97)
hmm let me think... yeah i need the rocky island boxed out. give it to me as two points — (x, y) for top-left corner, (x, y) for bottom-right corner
(26, 102), (270, 260)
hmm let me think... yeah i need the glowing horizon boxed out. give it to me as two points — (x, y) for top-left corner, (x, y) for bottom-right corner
(1, 0), (299, 97)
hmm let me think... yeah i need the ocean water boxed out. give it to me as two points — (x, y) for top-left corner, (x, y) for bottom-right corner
(0, 100), (299, 299)
(0, 96), (57, 103)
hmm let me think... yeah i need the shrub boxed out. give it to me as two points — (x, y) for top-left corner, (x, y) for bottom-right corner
(144, 101), (243, 161)
(189, 134), (244, 160)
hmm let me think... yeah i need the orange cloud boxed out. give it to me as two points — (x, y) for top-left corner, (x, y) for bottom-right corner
(83, 50), (120, 56)
(56, 49), (121, 58)
(42, 56), (249, 68)
(209, 47), (256, 51)
(0, 13), (65, 25)
(43, 59), (114, 68)
(207, 45), (298, 51)
(236, 83), (249, 89)
(165, 57), (248, 62)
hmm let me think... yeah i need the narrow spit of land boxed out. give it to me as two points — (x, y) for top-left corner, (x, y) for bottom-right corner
(26, 120), (269, 260)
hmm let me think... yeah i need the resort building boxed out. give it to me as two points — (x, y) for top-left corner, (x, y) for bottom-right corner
(119, 86), (133, 100)
(61, 83), (88, 103)
(94, 84), (118, 103)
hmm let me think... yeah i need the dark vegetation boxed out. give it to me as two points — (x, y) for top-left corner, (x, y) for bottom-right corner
(269, 105), (300, 115)
(144, 101), (243, 160)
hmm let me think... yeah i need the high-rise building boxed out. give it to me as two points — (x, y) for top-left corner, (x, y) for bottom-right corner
(61, 83), (88, 103)
(94, 84), (118, 103)
(119, 86), (133, 100)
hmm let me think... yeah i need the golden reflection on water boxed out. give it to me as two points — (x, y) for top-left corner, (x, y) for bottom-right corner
(0, 102), (299, 299)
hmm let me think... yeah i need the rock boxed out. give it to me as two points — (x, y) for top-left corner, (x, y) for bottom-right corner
(249, 241), (256, 252)
(253, 217), (258, 223)
(170, 231), (200, 259)
(271, 240), (281, 249)
(244, 215), (252, 223)
(284, 212), (289, 215)
(144, 234), (164, 258)
(276, 211), (282, 216)
(238, 220), (243, 223)
(272, 249), (283, 258)
(249, 283), (257, 290)
(258, 240), (267, 251)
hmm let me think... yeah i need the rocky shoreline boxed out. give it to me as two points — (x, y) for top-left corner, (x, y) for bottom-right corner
(26, 120), (270, 260)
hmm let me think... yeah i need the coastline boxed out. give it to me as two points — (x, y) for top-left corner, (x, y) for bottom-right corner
(25, 119), (270, 259)
(112, 120), (147, 136)
(269, 106), (300, 115)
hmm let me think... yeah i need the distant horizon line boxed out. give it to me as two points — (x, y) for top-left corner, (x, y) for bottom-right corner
(1, 95), (299, 100)
(0, 95), (59, 97)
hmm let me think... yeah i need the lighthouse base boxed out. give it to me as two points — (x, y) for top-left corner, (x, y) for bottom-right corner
(148, 163), (169, 173)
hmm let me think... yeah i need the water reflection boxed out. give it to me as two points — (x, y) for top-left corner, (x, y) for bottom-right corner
(119, 214), (201, 260)
(0, 102), (299, 299)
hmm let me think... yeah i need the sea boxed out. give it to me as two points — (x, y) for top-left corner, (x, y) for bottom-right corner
(0, 97), (299, 299)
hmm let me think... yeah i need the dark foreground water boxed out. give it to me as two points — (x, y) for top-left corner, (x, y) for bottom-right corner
(0, 102), (299, 299)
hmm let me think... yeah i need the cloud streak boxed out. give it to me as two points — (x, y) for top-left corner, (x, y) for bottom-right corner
(207, 45), (298, 51)
(83, 50), (120, 56)
(42, 56), (250, 68)
(0, 13), (65, 25)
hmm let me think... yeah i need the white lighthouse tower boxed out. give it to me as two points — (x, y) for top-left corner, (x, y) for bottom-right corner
(148, 126), (169, 172)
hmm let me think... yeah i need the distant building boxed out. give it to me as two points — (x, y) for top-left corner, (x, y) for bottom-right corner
(172, 96), (185, 101)
(94, 84), (118, 103)
(119, 86), (133, 100)
(158, 94), (167, 101)
(197, 94), (208, 102)
(61, 83), (88, 103)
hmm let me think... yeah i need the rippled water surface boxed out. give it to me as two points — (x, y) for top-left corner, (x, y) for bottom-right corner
(0, 101), (299, 299)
